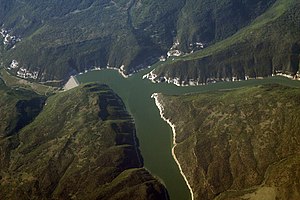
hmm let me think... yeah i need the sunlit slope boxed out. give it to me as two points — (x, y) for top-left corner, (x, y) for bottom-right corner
(160, 84), (300, 200)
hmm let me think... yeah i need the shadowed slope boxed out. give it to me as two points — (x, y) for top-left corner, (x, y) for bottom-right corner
(153, 0), (300, 85)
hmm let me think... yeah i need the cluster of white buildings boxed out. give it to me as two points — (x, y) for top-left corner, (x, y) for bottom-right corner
(9, 60), (19, 69)
(160, 40), (205, 61)
(7, 60), (39, 80)
(0, 28), (21, 47)
(167, 49), (182, 57)
(167, 40), (183, 57)
(16, 67), (39, 80)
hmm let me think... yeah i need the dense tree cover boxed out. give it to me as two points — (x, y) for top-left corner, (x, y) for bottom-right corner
(0, 0), (276, 81)
(153, 0), (300, 84)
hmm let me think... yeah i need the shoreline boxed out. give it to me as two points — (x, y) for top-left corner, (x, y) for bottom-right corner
(107, 66), (130, 78)
(143, 69), (300, 87)
(77, 66), (131, 79)
(63, 66), (129, 91)
(151, 93), (194, 200)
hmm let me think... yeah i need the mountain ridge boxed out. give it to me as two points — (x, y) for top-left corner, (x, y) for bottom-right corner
(0, 0), (278, 83)
(149, 0), (300, 86)
(0, 82), (169, 200)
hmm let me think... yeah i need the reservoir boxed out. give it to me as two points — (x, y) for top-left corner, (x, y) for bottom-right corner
(77, 67), (300, 200)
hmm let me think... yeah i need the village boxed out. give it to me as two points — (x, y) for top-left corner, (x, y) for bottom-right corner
(7, 59), (39, 80)
(0, 28), (21, 48)
(159, 39), (205, 62)
(1, 28), (39, 80)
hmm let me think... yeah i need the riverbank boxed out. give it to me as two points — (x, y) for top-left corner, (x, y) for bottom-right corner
(143, 69), (300, 87)
(63, 76), (79, 91)
(0, 68), (57, 95)
(77, 70), (300, 200)
(151, 93), (194, 200)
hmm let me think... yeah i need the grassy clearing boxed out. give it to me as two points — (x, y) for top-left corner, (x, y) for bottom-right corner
(0, 68), (58, 95)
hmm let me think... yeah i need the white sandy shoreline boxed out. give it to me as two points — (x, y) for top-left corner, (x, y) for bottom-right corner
(78, 66), (132, 79)
(151, 93), (194, 200)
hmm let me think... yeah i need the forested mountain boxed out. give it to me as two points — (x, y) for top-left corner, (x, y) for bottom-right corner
(0, 82), (169, 200)
(0, 0), (280, 82)
(150, 0), (300, 85)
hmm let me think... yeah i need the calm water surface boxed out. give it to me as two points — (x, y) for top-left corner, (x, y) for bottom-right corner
(77, 68), (300, 200)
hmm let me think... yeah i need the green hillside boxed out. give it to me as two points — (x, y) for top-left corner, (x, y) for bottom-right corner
(158, 84), (300, 200)
(0, 83), (169, 200)
(153, 0), (300, 85)
(0, 0), (276, 82)
(0, 77), (45, 138)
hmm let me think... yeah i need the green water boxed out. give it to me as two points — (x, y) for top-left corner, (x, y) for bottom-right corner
(77, 68), (300, 200)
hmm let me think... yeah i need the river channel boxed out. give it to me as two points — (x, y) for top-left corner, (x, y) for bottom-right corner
(77, 67), (300, 200)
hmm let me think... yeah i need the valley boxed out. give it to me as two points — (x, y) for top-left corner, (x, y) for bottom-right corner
(0, 0), (300, 199)
(76, 68), (300, 200)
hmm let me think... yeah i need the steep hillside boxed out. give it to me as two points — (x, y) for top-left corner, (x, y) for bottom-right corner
(0, 77), (45, 138)
(0, 0), (275, 82)
(176, 0), (276, 51)
(150, 0), (300, 86)
(0, 83), (169, 200)
(157, 84), (300, 200)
